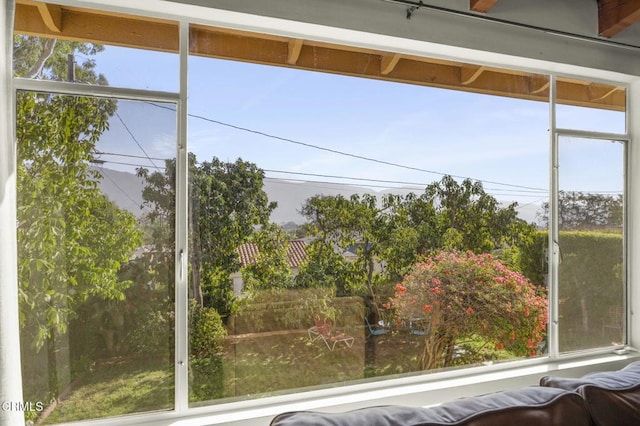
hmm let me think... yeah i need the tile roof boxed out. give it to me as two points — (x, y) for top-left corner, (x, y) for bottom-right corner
(236, 239), (308, 268)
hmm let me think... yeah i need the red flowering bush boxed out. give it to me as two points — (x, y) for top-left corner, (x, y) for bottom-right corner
(390, 251), (547, 370)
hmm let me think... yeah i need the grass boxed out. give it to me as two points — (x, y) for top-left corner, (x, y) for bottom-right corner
(38, 328), (515, 423)
(41, 356), (173, 425)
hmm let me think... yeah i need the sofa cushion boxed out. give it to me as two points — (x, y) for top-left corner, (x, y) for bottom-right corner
(540, 361), (640, 426)
(270, 386), (590, 426)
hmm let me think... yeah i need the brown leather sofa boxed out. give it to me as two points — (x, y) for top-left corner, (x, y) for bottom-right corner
(270, 361), (640, 426)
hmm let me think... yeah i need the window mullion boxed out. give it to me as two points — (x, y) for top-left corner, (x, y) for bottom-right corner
(549, 74), (560, 360)
(174, 19), (190, 414)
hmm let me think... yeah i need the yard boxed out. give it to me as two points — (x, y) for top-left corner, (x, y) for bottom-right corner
(38, 320), (518, 424)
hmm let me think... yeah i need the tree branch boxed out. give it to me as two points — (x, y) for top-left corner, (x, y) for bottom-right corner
(25, 38), (57, 79)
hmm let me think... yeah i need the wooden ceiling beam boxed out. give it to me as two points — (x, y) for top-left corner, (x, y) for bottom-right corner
(470, 0), (498, 13)
(557, 80), (626, 110)
(598, 0), (640, 38)
(13, 1), (624, 111)
(14, 2), (178, 52)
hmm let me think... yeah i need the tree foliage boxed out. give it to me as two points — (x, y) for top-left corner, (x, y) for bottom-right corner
(297, 176), (535, 306)
(139, 154), (275, 317)
(538, 190), (623, 232)
(408, 175), (534, 254)
(13, 35), (107, 83)
(390, 251), (548, 370)
(298, 193), (410, 305)
(241, 223), (293, 291)
(15, 37), (141, 351)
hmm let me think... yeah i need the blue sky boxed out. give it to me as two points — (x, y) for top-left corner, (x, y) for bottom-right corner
(91, 44), (626, 222)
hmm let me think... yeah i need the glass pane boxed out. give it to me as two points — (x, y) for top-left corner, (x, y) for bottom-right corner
(188, 27), (550, 405)
(13, 3), (178, 92)
(557, 136), (625, 353)
(556, 78), (626, 133)
(17, 92), (176, 424)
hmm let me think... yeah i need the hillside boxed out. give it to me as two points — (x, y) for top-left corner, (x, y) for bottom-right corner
(96, 167), (540, 225)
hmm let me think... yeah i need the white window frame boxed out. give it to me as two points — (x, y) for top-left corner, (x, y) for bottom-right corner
(6, 1), (640, 425)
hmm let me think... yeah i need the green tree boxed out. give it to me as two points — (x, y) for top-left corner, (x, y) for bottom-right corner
(400, 176), (535, 271)
(13, 35), (107, 83)
(390, 251), (548, 370)
(298, 193), (413, 317)
(15, 37), (131, 345)
(139, 154), (275, 317)
(298, 176), (533, 301)
(241, 223), (293, 291)
(15, 37), (142, 396)
(538, 190), (623, 232)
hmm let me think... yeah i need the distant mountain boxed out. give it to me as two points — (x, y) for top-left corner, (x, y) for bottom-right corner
(263, 179), (384, 224)
(94, 167), (146, 217)
(96, 167), (540, 225)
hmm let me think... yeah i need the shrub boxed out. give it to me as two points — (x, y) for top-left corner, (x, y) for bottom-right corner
(190, 303), (226, 358)
(390, 250), (547, 370)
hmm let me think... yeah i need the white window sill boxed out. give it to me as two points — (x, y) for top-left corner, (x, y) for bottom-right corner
(65, 351), (639, 426)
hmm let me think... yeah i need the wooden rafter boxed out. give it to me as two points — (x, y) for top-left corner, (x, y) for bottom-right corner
(529, 77), (550, 95)
(37, 2), (61, 33)
(598, 0), (640, 38)
(470, 0), (498, 13)
(460, 65), (485, 85)
(15, 2), (178, 51)
(13, 1), (625, 111)
(380, 53), (401, 75)
(287, 39), (303, 65)
(589, 84), (623, 102)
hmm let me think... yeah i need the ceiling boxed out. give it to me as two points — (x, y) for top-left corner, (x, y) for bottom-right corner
(13, 0), (637, 111)
(470, 0), (640, 39)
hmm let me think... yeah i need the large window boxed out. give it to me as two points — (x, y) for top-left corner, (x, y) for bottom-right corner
(11, 2), (630, 424)
(16, 92), (177, 423)
(186, 47), (552, 404)
(556, 135), (625, 352)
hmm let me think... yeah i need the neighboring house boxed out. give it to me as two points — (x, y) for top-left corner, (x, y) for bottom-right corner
(231, 239), (309, 295)
(231, 238), (387, 295)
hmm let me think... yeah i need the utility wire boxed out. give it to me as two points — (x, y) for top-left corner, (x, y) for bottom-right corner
(145, 102), (547, 192)
(265, 176), (546, 198)
(264, 176), (423, 192)
(114, 111), (162, 171)
(99, 166), (147, 211)
(95, 150), (167, 162)
(95, 151), (622, 199)
(99, 159), (165, 169)
(94, 150), (545, 197)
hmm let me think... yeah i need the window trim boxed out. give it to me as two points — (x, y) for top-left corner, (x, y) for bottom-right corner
(9, 1), (640, 425)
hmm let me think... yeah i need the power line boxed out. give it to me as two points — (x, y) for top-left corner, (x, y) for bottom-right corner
(114, 111), (162, 171)
(264, 176), (423, 192)
(263, 176), (545, 199)
(96, 150), (613, 200)
(265, 169), (429, 188)
(98, 159), (165, 169)
(145, 102), (546, 192)
(94, 149), (543, 197)
(98, 166), (147, 211)
(95, 150), (167, 162)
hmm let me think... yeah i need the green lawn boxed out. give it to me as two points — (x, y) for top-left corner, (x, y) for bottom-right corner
(38, 329), (509, 423)
(41, 356), (173, 424)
